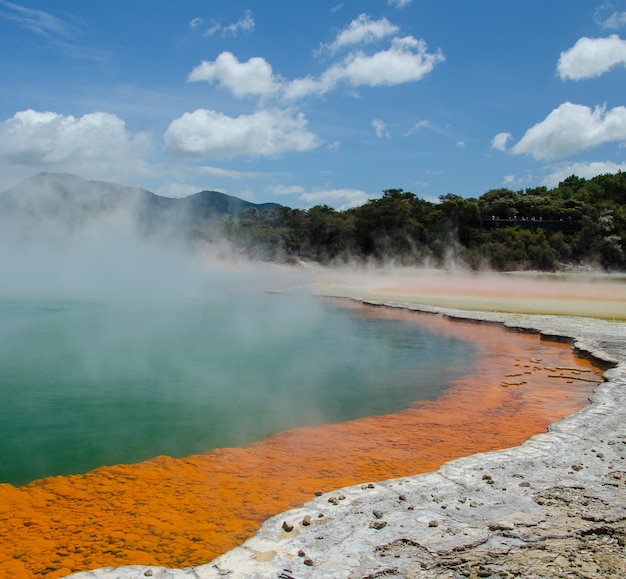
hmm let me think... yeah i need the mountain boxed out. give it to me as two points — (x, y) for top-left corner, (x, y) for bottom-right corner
(0, 172), (282, 239)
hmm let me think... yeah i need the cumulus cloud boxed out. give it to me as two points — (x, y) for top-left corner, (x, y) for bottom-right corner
(557, 35), (626, 80)
(188, 15), (442, 103)
(543, 160), (626, 187)
(163, 108), (321, 158)
(0, 109), (151, 179)
(372, 119), (390, 139)
(491, 132), (513, 151)
(511, 102), (626, 159)
(284, 36), (443, 100)
(318, 14), (398, 55)
(300, 188), (371, 210)
(188, 52), (281, 98)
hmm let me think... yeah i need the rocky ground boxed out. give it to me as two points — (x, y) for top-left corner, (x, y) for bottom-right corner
(70, 303), (626, 579)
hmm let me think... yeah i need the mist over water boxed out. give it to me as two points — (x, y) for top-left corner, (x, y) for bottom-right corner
(0, 214), (477, 486)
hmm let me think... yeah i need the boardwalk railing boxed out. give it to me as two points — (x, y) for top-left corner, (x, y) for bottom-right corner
(483, 218), (579, 233)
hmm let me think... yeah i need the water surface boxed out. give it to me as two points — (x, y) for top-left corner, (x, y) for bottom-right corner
(0, 293), (476, 485)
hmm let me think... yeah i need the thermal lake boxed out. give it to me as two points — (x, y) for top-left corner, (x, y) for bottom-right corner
(0, 291), (477, 486)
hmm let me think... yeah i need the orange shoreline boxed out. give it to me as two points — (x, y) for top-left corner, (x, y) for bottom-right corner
(0, 302), (604, 579)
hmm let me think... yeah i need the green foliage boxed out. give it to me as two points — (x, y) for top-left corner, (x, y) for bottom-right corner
(222, 172), (626, 271)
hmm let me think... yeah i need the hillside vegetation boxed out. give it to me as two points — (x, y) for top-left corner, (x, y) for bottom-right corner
(221, 173), (626, 271)
(1, 172), (624, 272)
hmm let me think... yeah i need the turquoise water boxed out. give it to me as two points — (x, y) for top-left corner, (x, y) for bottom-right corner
(0, 293), (477, 486)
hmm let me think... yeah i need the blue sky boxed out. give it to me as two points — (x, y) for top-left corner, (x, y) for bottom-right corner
(1, 1), (626, 209)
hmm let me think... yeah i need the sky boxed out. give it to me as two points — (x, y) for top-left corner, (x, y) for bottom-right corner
(1, 0), (626, 210)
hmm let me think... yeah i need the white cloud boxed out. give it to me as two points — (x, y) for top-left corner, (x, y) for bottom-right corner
(197, 165), (262, 179)
(0, 109), (151, 180)
(372, 119), (390, 139)
(543, 160), (626, 187)
(327, 141), (341, 150)
(557, 35), (626, 80)
(491, 132), (513, 151)
(300, 188), (371, 210)
(456, 140), (465, 148)
(266, 184), (306, 196)
(163, 108), (321, 158)
(594, 3), (626, 29)
(223, 10), (254, 36)
(330, 4), (344, 13)
(285, 36), (444, 100)
(388, 0), (413, 7)
(0, 0), (78, 39)
(203, 23), (221, 37)
(406, 120), (430, 135)
(188, 52), (281, 99)
(189, 18), (443, 103)
(318, 14), (398, 55)
(603, 11), (626, 28)
(332, 36), (444, 87)
(511, 102), (626, 159)
(189, 17), (203, 29)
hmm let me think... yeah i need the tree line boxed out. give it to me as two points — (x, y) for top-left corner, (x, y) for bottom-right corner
(199, 172), (626, 271)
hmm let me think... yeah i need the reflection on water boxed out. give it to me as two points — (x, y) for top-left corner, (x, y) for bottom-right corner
(0, 294), (476, 486)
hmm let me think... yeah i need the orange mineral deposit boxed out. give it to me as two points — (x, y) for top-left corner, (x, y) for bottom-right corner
(0, 303), (603, 579)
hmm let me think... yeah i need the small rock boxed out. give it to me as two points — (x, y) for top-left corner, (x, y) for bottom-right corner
(328, 497), (339, 505)
(314, 491), (323, 496)
(398, 494), (407, 501)
(373, 509), (384, 519)
(369, 520), (387, 530)
(572, 464), (583, 471)
(519, 481), (531, 487)
(282, 521), (294, 532)
(303, 556), (314, 566)
(298, 549), (306, 557)
(302, 515), (311, 526)
(428, 519), (438, 527)
(144, 572), (153, 578)
(338, 494), (346, 500)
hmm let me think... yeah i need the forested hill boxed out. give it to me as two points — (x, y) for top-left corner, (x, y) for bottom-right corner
(1, 172), (624, 271)
(222, 172), (626, 271)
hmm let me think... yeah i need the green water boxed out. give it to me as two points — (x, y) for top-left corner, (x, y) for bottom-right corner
(0, 293), (476, 486)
